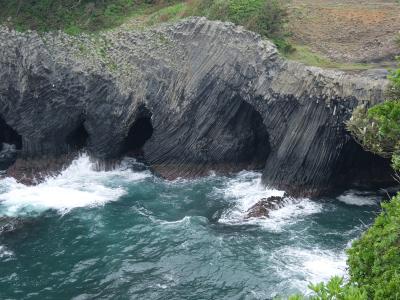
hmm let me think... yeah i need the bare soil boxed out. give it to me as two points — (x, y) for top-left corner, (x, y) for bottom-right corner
(288, 0), (400, 65)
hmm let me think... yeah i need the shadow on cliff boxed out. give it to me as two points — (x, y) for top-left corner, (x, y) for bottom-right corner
(0, 117), (22, 170)
(123, 106), (153, 160)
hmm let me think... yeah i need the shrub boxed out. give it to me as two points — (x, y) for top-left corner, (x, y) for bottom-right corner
(387, 57), (400, 100)
(347, 101), (400, 160)
(286, 276), (367, 300)
(347, 58), (400, 170)
(347, 193), (400, 299)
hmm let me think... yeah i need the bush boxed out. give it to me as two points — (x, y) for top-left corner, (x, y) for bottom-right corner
(347, 193), (400, 299)
(347, 101), (400, 160)
(347, 58), (400, 170)
(344, 54), (400, 300)
(286, 276), (367, 300)
(387, 57), (400, 100)
(288, 191), (400, 300)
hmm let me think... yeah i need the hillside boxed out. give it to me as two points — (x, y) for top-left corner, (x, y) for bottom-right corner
(0, 0), (398, 69)
(287, 0), (400, 67)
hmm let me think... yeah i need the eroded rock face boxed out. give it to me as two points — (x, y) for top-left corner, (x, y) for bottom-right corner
(0, 18), (394, 196)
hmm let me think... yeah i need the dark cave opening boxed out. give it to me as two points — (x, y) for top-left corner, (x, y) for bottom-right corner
(228, 99), (271, 170)
(333, 138), (396, 190)
(124, 110), (154, 156)
(0, 117), (22, 151)
(66, 123), (89, 151)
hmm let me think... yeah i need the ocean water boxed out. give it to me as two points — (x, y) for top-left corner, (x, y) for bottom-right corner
(0, 154), (382, 299)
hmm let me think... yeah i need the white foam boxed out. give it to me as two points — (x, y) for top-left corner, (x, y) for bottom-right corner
(272, 246), (347, 293)
(0, 245), (14, 258)
(0, 154), (151, 216)
(216, 171), (322, 231)
(337, 190), (379, 206)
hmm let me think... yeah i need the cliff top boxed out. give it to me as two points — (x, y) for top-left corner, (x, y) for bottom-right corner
(0, 0), (398, 70)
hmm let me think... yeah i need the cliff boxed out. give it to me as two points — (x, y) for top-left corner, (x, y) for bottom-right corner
(0, 17), (393, 196)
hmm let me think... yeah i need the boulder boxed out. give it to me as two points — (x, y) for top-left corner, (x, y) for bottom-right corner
(245, 196), (286, 219)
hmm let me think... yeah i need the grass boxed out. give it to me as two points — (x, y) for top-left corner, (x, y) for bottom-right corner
(0, 0), (382, 71)
(286, 45), (373, 70)
(185, 0), (289, 39)
(0, 0), (181, 34)
(145, 2), (188, 27)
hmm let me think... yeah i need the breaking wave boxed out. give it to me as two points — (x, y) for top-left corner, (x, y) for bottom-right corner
(0, 154), (150, 216)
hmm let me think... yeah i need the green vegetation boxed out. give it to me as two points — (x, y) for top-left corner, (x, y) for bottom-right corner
(0, 0), (291, 51)
(0, 0), (179, 33)
(285, 45), (373, 70)
(347, 194), (400, 299)
(287, 60), (400, 300)
(287, 276), (367, 300)
(145, 2), (187, 27)
(185, 0), (292, 52)
(347, 57), (400, 168)
(185, 0), (287, 37)
(345, 60), (400, 298)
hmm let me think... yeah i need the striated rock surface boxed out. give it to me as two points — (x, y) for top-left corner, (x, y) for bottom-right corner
(0, 17), (394, 196)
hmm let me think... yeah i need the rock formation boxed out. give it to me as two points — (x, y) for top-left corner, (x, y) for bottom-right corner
(0, 17), (394, 196)
(245, 196), (287, 219)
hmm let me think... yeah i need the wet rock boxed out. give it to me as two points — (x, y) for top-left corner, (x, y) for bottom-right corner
(245, 196), (286, 219)
(0, 18), (394, 195)
(6, 153), (76, 185)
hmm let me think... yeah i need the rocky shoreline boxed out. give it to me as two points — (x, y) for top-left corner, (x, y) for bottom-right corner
(0, 17), (395, 196)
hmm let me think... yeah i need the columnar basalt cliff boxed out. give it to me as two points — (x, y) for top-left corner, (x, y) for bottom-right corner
(0, 18), (393, 196)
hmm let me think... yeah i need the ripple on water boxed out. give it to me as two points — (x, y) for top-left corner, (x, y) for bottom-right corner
(0, 157), (381, 299)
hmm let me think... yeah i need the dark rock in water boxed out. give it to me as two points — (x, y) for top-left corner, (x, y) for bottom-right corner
(0, 217), (28, 234)
(0, 18), (395, 195)
(245, 196), (286, 219)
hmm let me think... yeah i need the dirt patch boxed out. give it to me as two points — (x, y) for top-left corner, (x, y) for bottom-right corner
(288, 0), (400, 65)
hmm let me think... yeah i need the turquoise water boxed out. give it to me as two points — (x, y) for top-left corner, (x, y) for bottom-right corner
(0, 155), (381, 299)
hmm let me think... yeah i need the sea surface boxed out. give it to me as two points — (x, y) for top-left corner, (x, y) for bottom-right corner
(0, 154), (383, 299)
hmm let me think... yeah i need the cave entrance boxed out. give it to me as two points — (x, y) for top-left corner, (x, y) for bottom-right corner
(232, 100), (270, 170)
(66, 123), (89, 151)
(332, 138), (396, 190)
(124, 110), (153, 157)
(0, 117), (22, 151)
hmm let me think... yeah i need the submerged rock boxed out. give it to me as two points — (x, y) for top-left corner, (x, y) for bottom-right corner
(0, 217), (28, 234)
(0, 17), (394, 195)
(245, 196), (286, 219)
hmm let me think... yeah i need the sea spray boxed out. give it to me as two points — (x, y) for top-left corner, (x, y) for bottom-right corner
(0, 154), (151, 216)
